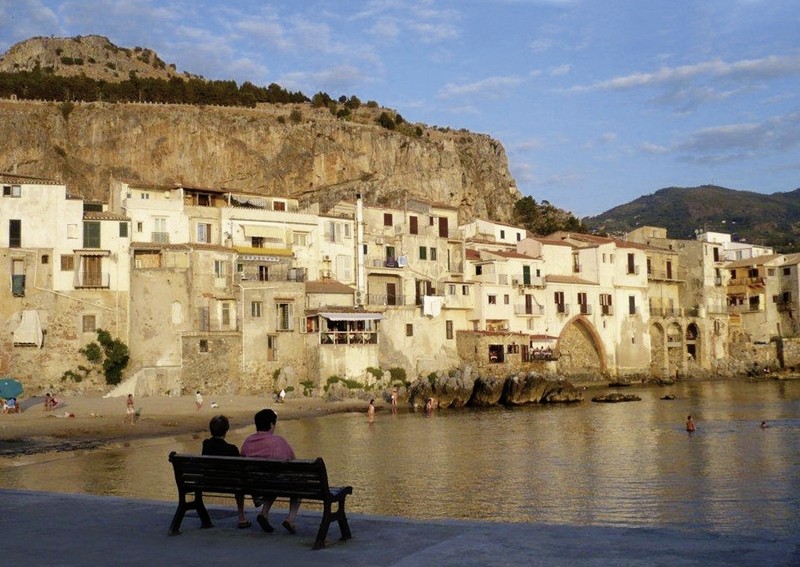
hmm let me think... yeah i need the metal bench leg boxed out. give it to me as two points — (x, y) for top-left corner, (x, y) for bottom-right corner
(336, 498), (352, 541)
(313, 503), (333, 550)
(195, 492), (213, 529)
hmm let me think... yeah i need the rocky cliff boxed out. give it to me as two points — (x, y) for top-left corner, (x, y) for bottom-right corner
(0, 98), (520, 221)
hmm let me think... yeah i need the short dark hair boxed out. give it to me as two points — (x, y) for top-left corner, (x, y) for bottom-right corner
(254, 408), (278, 431)
(209, 415), (230, 437)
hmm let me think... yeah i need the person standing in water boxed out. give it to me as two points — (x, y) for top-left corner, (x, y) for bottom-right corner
(686, 415), (696, 432)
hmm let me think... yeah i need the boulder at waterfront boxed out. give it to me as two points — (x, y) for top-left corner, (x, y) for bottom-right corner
(468, 376), (505, 406)
(501, 373), (583, 405)
(591, 392), (641, 403)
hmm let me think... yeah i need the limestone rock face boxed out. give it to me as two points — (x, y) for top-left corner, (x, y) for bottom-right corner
(469, 376), (505, 406)
(501, 373), (583, 404)
(0, 99), (521, 224)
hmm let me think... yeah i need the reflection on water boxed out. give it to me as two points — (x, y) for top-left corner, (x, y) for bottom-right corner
(2, 380), (798, 536)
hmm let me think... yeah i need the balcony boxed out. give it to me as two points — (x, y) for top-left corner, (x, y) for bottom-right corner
(511, 275), (545, 288)
(514, 304), (545, 316)
(649, 306), (683, 318)
(600, 305), (614, 316)
(366, 293), (407, 307)
(556, 303), (571, 316)
(647, 268), (679, 281)
(776, 301), (795, 312)
(627, 265), (640, 275)
(320, 330), (378, 345)
(578, 304), (592, 315)
(151, 232), (170, 244)
(74, 271), (110, 288)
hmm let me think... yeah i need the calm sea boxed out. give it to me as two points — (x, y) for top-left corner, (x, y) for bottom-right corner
(1, 379), (798, 537)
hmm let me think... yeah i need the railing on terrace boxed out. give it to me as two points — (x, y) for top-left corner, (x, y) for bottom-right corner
(729, 304), (764, 313)
(319, 330), (378, 345)
(647, 269), (681, 281)
(649, 306), (684, 317)
(776, 301), (795, 312)
(74, 272), (110, 288)
(600, 305), (614, 316)
(514, 304), (545, 316)
(365, 293), (407, 307)
(523, 348), (558, 362)
(729, 277), (766, 286)
(511, 275), (545, 288)
(367, 256), (403, 269)
(578, 304), (592, 315)
(556, 303), (571, 315)
(151, 232), (170, 244)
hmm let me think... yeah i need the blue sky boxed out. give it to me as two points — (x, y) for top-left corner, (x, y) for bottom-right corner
(1, 0), (799, 217)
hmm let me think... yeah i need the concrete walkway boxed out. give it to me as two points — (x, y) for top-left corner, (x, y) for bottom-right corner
(1, 490), (797, 566)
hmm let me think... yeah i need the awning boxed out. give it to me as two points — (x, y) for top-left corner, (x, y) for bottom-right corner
(242, 225), (286, 240)
(320, 312), (383, 321)
(13, 310), (44, 348)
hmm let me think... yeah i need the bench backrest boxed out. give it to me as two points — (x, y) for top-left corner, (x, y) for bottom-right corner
(169, 452), (332, 499)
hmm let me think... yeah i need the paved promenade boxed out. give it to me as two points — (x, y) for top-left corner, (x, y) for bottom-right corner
(1, 490), (797, 566)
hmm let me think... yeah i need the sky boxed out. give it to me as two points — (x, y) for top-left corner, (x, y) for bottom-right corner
(1, 1), (799, 217)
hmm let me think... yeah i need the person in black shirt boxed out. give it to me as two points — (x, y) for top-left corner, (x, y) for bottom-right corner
(202, 415), (249, 528)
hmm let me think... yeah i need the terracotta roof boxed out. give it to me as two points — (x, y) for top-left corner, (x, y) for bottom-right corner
(725, 254), (784, 268)
(130, 242), (233, 253)
(465, 249), (481, 261)
(84, 212), (129, 221)
(545, 274), (598, 286)
(489, 249), (539, 260)
(0, 172), (59, 183)
(305, 280), (355, 294)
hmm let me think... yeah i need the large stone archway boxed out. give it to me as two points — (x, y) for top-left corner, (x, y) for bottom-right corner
(666, 322), (683, 376)
(556, 317), (605, 378)
(649, 322), (667, 377)
(686, 322), (700, 362)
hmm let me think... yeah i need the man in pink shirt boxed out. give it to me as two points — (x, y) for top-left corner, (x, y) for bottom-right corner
(241, 408), (300, 534)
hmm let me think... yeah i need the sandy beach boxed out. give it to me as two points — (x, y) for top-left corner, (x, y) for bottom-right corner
(0, 393), (369, 456)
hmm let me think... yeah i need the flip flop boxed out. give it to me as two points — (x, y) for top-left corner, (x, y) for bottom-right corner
(237, 520), (252, 529)
(282, 520), (297, 534)
(256, 515), (274, 533)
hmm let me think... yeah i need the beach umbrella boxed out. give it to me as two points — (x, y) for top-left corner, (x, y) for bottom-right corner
(0, 378), (23, 399)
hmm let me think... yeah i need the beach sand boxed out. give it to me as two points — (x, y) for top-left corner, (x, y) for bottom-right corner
(0, 393), (369, 455)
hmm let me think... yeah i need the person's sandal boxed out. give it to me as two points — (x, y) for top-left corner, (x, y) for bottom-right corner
(237, 520), (252, 529)
(281, 520), (297, 534)
(256, 515), (274, 533)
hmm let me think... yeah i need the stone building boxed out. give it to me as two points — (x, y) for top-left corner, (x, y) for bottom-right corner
(0, 174), (130, 389)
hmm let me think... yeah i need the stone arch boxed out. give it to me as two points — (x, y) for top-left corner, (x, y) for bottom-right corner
(556, 316), (605, 377)
(666, 322), (683, 376)
(685, 322), (700, 361)
(649, 322), (667, 377)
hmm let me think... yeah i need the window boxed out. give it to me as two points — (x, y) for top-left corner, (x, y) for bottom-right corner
(419, 246), (427, 260)
(438, 217), (448, 237)
(9, 219), (21, 248)
(276, 303), (293, 331)
(430, 247), (437, 261)
(504, 294), (510, 305)
(409, 215), (418, 234)
(119, 222), (128, 238)
(629, 295), (637, 315)
(446, 320), (454, 340)
(61, 255), (75, 270)
(41, 254), (49, 265)
(273, 201), (286, 211)
(199, 339), (209, 353)
(406, 323), (413, 337)
(293, 233), (307, 246)
(462, 285), (470, 295)
(713, 247), (720, 262)
(83, 221), (101, 248)
(784, 267), (791, 276)
(221, 302), (231, 326)
(199, 307), (210, 331)
(448, 284), (456, 295)
(252, 236), (264, 248)
(555, 291), (566, 314)
(137, 222), (143, 233)
(578, 292), (589, 314)
(488, 295), (497, 305)
(600, 293), (613, 315)
(82, 314), (96, 333)
(516, 233), (522, 241)
(500, 229), (505, 239)
(267, 335), (277, 361)
(627, 253), (636, 275)
(344, 224), (351, 238)
(572, 253), (580, 273)
(153, 217), (168, 243)
(197, 223), (211, 243)
(214, 260), (226, 278)
(2, 184), (21, 197)
(384, 213), (393, 226)
(251, 301), (263, 317)
(258, 265), (268, 281)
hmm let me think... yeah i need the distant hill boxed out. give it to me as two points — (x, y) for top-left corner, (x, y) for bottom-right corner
(0, 35), (200, 82)
(584, 185), (800, 252)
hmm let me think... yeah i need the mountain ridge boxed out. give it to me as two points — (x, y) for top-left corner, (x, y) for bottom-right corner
(585, 185), (800, 251)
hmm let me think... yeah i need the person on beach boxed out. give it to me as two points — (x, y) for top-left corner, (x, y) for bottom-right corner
(202, 415), (249, 528)
(123, 394), (136, 424)
(241, 409), (301, 535)
(195, 391), (203, 411)
(44, 392), (59, 411)
(425, 398), (434, 413)
(761, 421), (769, 428)
(367, 399), (376, 423)
(686, 415), (696, 432)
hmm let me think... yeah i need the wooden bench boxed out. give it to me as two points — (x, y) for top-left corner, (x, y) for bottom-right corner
(168, 451), (353, 550)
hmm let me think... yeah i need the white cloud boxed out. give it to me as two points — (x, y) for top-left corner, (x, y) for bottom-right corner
(572, 54), (800, 93)
(437, 75), (524, 99)
(548, 64), (571, 76)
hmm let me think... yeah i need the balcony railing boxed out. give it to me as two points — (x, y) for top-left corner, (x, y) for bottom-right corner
(511, 275), (545, 288)
(366, 293), (407, 307)
(556, 303), (571, 315)
(320, 330), (378, 345)
(649, 306), (683, 317)
(514, 304), (545, 316)
(776, 301), (795, 312)
(627, 265), (640, 275)
(578, 304), (592, 315)
(151, 232), (170, 244)
(601, 305), (614, 316)
(728, 276), (766, 286)
(74, 271), (110, 288)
